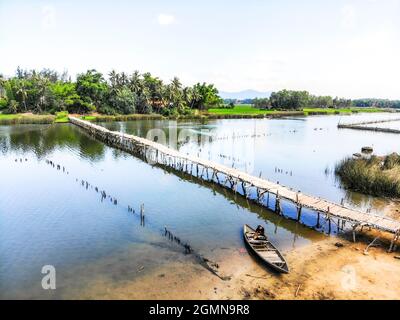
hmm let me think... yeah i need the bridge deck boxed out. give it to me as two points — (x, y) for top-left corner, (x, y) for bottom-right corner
(69, 117), (400, 239)
(338, 118), (400, 134)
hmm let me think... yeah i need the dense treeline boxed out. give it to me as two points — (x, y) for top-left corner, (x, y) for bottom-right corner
(353, 98), (400, 109)
(1, 69), (399, 115)
(0, 68), (223, 115)
(253, 90), (352, 110)
(251, 90), (400, 110)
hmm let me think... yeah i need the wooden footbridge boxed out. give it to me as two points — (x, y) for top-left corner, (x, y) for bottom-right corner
(338, 118), (400, 134)
(69, 117), (400, 250)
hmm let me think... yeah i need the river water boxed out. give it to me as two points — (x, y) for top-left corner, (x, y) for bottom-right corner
(0, 112), (398, 299)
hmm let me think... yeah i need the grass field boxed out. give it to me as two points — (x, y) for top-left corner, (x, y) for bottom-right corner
(54, 111), (70, 123)
(81, 114), (164, 122)
(0, 106), (387, 125)
(303, 107), (382, 115)
(0, 113), (55, 124)
(208, 105), (383, 116)
(208, 104), (276, 115)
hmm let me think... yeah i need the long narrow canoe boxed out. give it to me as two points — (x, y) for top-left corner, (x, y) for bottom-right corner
(243, 224), (289, 273)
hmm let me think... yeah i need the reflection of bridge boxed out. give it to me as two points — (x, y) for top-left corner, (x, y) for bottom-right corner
(70, 117), (400, 251)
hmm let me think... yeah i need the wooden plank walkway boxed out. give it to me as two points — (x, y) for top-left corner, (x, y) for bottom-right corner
(338, 118), (400, 134)
(69, 116), (400, 248)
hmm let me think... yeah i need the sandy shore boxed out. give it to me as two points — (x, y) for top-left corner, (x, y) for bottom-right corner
(385, 199), (400, 220)
(75, 230), (400, 300)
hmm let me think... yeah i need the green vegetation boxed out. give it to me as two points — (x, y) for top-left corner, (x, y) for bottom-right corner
(208, 104), (273, 115)
(0, 68), (222, 116)
(54, 111), (69, 123)
(0, 69), (394, 123)
(303, 107), (381, 115)
(353, 98), (400, 109)
(267, 90), (352, 110)
(81, 114), (164, 122)
(335, 153), (400, 198)
(227, 90), (400, 111)
(0, 113), (55, 125)
(208, 105), (382, 116)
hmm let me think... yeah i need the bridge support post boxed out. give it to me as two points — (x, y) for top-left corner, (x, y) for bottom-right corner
(275, 192), (281, 215)
(388, 231), (400, 253)
(296, 192), (302, 221)
(231, 179), (237, 193)
(241, 181), (247, 197)
(297, 206), (302, 221)
(328, 218), (331, 234)
(327, 207), (331, 234)
(352, 224), (359, 243)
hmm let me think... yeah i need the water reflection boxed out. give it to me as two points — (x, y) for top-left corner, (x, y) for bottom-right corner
(2, 124), (106, 161)
(102, 113), (400, 215)
(0, 123), (318, 299)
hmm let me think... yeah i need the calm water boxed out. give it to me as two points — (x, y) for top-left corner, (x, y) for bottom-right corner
(0, 123), (318, 299)
(103, 113), (400, 214)
(1, 113), (399, 299)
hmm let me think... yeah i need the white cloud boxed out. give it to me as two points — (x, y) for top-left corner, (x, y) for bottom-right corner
(157, 14), (176, 26)
(341, 4), (356, 29)
(41, 5), (56, 30)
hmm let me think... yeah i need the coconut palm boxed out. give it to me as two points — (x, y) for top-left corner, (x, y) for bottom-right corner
(169, 77), (184, 110)
(0, 74), (5, 98)
(35, 76), (51, 113)
(16, 82), (28, 112)
(129, 71), (142, 95)
(108, 70), (118, 89)
(119, 72), (128, 87)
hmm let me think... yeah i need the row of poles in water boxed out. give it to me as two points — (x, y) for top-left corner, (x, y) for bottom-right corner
(38, 157), (194, 254)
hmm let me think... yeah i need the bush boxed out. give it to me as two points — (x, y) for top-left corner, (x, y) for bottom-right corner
(0, 98), (8, 110)
(7, 100), (19, 114)
(383, 153), (400, 170)
(161, 107), (179, 117)
(55, 111), (69, 123)
(335, 154), (400, 197)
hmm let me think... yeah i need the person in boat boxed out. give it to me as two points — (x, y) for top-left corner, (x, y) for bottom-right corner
(253, 225), (267, 241)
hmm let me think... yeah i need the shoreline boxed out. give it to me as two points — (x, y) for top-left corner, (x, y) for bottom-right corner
(0, 108), (394, 125)
(73, 231), (400, 300)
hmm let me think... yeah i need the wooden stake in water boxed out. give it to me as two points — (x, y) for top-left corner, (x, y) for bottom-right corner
(140, 204), (145, 226)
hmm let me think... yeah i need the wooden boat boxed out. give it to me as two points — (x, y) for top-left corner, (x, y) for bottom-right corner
(243, 224), (289, 273)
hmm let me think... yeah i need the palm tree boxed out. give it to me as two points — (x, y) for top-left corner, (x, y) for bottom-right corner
(185, 86), (202, 109)
(171, 77), (182, 90)
(16, 81), (28, 112)
(170, 77), (183, 110)
(109, 70), (118, 89)
(129, 71), (142, 95)
(119, 72), (128, 86)
(183, 87), (192, 107)
(0, 74), (5, 99)
(160, 84), (172, 109)
(35, 75), (50, 113)
(191, 87), (202, 109)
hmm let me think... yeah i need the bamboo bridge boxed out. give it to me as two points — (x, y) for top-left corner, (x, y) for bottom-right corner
(69, 116), (400, 251)
(338, 118), (400, 134)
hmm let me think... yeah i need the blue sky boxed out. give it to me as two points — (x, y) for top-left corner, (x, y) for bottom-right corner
(1, 0), (399, 98)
